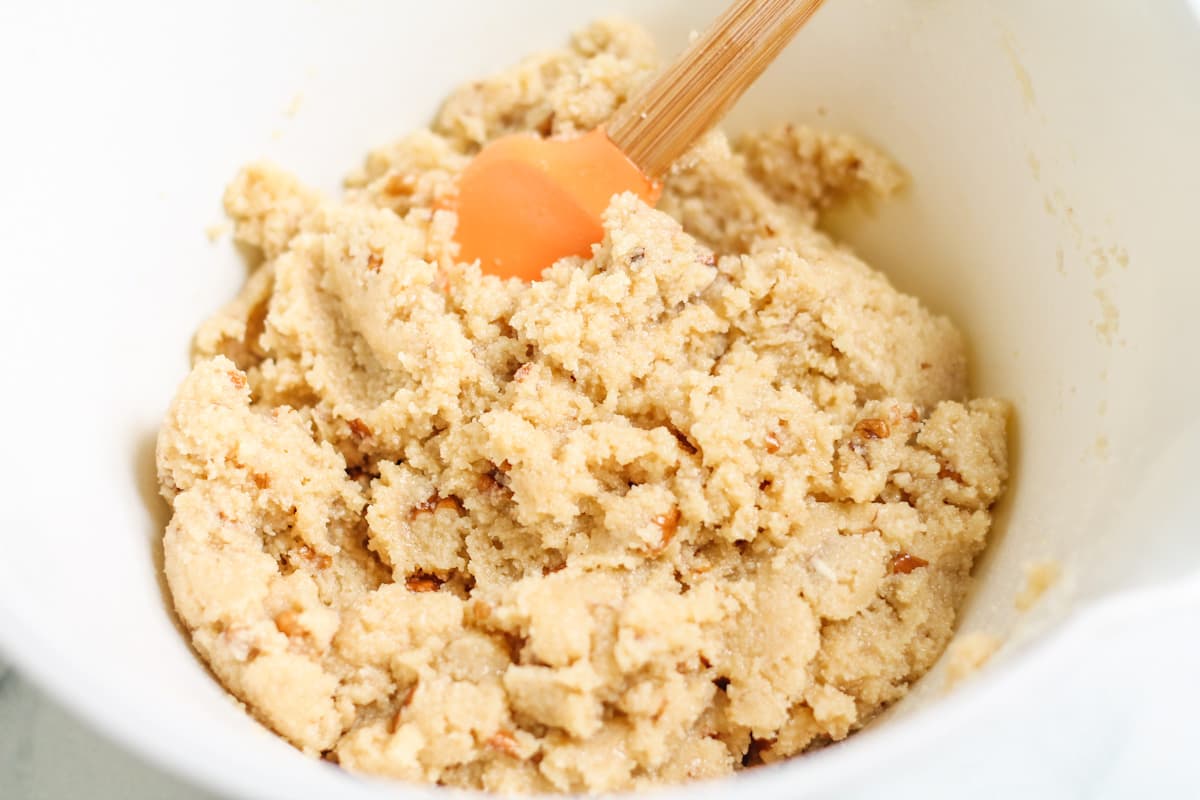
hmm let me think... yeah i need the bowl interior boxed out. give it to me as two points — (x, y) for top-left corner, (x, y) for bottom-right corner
(1, 1), (1198, 798)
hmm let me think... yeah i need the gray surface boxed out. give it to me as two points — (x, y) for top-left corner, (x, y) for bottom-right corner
(0, 663), (214, 800)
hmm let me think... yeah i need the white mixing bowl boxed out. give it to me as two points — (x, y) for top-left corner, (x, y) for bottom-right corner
(2, 1), (1198, 797)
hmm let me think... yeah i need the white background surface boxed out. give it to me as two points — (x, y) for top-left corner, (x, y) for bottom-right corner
(3, 586), (1198, 800)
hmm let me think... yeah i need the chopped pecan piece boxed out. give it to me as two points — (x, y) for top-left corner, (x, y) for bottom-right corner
(410, 492), (461, 518)
(348, 418), (372, 440)
(383, 173), (414, 197)
(405, 573), (443, 592)
(649, 508), (680, 555)
(295, 545), (332, 570)
(938, 462), (964, 482)
(274, 609), (303, 637)
(854, 418), (891, 439)
(889, 552), (929, 575)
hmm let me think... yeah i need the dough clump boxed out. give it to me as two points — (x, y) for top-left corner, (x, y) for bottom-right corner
(158, 20), (1008, 793)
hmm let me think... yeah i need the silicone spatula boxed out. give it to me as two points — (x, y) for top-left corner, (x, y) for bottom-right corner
(452, 0), (827, 281)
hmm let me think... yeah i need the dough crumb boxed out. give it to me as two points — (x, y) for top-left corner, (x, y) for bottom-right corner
(285, 92), (304, 118)
(204, 221), (232, 242)
(1016, 560), (1061, 611)
(945, 632), (1001, 688)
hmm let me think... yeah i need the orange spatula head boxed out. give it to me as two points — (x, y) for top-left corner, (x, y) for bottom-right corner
(451, 0), (827, 281)
(452, 128), (660, 281)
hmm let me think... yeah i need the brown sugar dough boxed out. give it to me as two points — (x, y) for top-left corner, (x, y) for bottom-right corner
(158, 19), (1009, 794)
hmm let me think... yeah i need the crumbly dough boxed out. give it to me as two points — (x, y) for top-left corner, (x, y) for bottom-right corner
(1016, 561), (1061, 611)
(158, 20), (1008, 793)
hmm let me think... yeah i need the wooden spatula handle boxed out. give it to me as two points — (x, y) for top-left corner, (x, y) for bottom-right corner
(607, 0), (825, 179)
